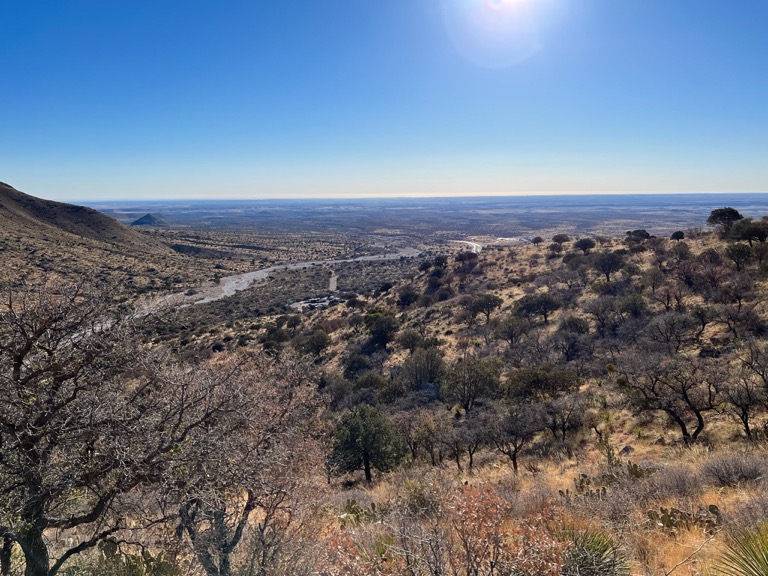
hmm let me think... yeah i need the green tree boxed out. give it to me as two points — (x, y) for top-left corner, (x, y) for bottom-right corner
(343, 353), (373, 380)
(398, 286), (420, 308)
(574, 238), (596, 254)
(331, 405), (405, 483)
(724, 243), (753, 272)
(507, 365), (580, 401)
(363, 311), (399, 350)
(625, 229), (651, 243)
(592, 251), (625, 282)
(494, 315), (531, 348)
(300, 328), (332, 356)
(552, 234), (571, 245)
(730, 218), (768, 246)
(707, 207), (744, 237)
(433, 255), (449, 268)
(397, 329), (423, 354)
(470, 293), (503, 323)
(397, 347), (444, 390)
(670, 230), (685, 241)
(516, 293), (561, 324)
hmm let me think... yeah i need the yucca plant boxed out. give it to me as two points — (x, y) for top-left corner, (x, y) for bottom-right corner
(715, 523), (768, 576)
(561, 528), (630, 576)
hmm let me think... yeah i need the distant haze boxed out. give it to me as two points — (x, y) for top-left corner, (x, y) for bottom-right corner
(89, 193), (768, 238)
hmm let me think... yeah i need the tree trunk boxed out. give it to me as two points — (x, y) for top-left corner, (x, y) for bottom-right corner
(191, 540), (220, 576)
(690, 410), (706, 443)
(665, 409), (692, 446)
(363, 450), (372, 483)
(1, 538), (13, 576)
(741, 413), (753, 440)
(18, 529), (49, 576)
(18, 482), (50, 576)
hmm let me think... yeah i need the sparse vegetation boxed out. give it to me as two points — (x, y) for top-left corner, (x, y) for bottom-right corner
(7, 189), (768, 575)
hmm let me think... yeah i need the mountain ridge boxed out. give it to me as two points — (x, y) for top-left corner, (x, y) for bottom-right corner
(0, 181), (161, 249)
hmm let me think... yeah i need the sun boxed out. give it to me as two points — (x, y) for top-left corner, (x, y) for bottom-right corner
(486, 0), (530, 11)
(442, 0), (543, 67)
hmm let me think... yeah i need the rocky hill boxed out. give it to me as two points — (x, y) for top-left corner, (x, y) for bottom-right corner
(131, 213), (167, 227)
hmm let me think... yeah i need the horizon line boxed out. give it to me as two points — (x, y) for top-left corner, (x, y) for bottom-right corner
(79, 190), (768, 204)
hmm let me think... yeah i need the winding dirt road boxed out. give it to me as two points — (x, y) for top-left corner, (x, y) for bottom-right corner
(450, 240), (483, 253)
(140, 246), (422, 314)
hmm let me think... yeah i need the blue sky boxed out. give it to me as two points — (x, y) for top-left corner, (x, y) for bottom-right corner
(1, 0), (767, 201)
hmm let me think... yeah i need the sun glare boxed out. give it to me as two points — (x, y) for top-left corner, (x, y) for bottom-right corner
(442, 0), (544, 68)
(487, 0), (529, 11)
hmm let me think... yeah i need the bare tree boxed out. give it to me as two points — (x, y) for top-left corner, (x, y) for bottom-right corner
(720, 364), (767, 440)
(617, 355), (722, 445)
(585, 296), (620, 338)
(441, 356), (501, 412)
(643, 311), (697, 354)
(0, 280), (317, 576)
(487, 403), (546, 473)
(0, 280), (261, 576)
(169, 351), (320, 576)
(546, 392), (589, 442)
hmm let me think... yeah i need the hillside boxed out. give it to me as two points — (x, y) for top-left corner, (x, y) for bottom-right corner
(0, 181), (160, 248)
(8, 205), (768, 575)
(137, 221), (768, 575)
(0, 181), (210, 293)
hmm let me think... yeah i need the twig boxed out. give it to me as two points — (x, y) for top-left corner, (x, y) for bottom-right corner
(664, 532), (717, 576)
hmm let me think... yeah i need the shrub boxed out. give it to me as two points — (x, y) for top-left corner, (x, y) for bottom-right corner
(446, 486), (563, 576)
(644, 465), (702, 499)
(702, 453), (765, 487)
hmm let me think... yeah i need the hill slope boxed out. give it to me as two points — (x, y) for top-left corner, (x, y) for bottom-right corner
(0, 181), (210, 292)
(0, 181), (160, 249)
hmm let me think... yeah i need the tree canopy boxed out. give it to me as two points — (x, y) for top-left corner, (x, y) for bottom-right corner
(331, 405), (405, 483)
(707, 207), (744, 237)
(592, 251), (625, 282)
(516, 293), (561, 324)
(574, 238), (596, 254)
